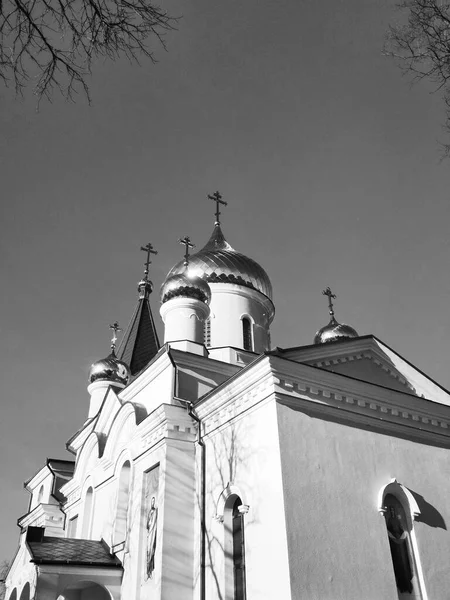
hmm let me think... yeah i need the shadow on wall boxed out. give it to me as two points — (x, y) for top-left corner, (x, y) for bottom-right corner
(408, 489), (447, 530)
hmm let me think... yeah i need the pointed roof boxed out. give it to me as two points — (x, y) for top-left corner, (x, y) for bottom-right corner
(117, 280), (160, 378)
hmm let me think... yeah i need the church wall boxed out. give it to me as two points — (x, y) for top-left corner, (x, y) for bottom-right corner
(276, 400), (450, 600)
(203, 398), (292, 600)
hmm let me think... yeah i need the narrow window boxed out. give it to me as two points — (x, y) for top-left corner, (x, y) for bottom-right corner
(232, 498), (246, 600)
(204, 318), (211, 347)
(383, 493), (421, 599)
(242, 318), (252, 351)
(113, 461), (131, 546)
(37, 485), (44, 504)
(81, 487), (94, 539)
(224, 494), (247, 600)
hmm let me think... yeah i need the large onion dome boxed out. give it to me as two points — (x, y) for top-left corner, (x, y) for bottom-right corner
(314, 316), (359, 344)
(160, 269), (211, 305)
(88, 350), (131, 385)
(164, 223), (273, 301)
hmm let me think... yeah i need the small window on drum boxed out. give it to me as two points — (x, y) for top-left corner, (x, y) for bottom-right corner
(242, 318), (252, 351)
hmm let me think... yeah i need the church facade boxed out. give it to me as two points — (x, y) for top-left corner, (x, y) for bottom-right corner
(5, 195), (450, 600)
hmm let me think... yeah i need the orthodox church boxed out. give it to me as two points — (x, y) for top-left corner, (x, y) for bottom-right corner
(5, 193), (450, 600)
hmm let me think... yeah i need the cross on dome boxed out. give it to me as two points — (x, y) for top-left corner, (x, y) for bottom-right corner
(109, 321), (122, 353)
(179, 236), (195, 266)
(208, 190), (227, 225)
(322, 287), (336, 317)
(140, 242), (158, 280)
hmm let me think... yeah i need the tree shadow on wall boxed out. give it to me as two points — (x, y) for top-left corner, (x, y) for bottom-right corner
(198, 419), (255, 600)
(407, 489), (447, 530)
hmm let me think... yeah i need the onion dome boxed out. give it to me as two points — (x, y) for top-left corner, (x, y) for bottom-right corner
(164, 223), (273, 300)
(314, 316), (359, 344)
(314, 287), (358, 344)
(88, 350), (131, 385)
(160, 269), (212, 305)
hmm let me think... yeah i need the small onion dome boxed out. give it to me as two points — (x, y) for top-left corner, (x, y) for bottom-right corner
(88, 351), (131, 385)
(160, 269), (211, 305)
(314, 316), (359, 345)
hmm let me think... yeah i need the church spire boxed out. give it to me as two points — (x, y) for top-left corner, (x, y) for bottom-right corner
(117, 243), (160, 377)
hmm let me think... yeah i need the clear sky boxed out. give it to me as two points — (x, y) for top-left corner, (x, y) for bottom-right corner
(2, 0), (450, 559)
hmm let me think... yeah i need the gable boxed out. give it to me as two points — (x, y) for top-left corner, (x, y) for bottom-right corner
(310, 354), (416, 395)
(273, 336), (450, 405)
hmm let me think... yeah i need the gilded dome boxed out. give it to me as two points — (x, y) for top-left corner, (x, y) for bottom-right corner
(160, 269), (211, 305)
(89, 351), (131, 385)
(314, 316), (359, 345)
(164, 224), (273, 300)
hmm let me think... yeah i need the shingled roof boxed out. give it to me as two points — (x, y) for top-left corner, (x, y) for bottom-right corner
(117, 280), (160, 378)
(26, 529), (121, 567)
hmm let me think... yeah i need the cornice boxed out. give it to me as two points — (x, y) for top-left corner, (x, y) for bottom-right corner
(18, 503), (64, 529)
(269, 355), (450, 440)
(195, 356), (275, 433)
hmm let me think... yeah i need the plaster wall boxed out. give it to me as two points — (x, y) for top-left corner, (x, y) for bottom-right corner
(29, 472), (55, 510)
(125, 363), (175, 413)
(208, 283), (272, 353)
(276, 400), (450, 600)
(203, 399), (291, 600)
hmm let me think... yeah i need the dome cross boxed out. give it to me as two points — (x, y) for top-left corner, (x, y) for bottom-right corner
(140, 242), (158, 280)
(208, 191), (227, 225)
(109, 321), (122, 353)
(179, 236), (195, 266)
(322, 286), (336, 317)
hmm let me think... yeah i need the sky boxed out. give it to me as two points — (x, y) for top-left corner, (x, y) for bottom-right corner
(2, 0), (450, 559)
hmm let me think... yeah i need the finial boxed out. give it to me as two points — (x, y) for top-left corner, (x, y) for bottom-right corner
(179, 236), (195, 266)
(140, 242), (158, 281)
(109, 321), (122, 354)
(322, 287), (337, 318)
(208, 191), (227, 225)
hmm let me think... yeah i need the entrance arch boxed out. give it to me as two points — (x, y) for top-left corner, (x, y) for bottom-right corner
(57, 581), (112, 600)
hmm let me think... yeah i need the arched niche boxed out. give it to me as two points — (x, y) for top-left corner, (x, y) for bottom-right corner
(57, 581), (112, 600)
(113, 460), (131, 546)
(81, 486), (94, 539)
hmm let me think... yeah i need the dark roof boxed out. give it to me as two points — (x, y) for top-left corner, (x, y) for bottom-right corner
(28, 536), (121, 567)
(117, 288), (160, 378)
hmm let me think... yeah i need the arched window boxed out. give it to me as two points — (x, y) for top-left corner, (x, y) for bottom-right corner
(8, 589), (17, 600)
(113, 461), (131, 547)
(81, 486), (94, 539)
(224, 494), (247, 600)
(380, 482), (425, 599)
(242, 318), (252, 352)
(18, 583), (30, 600)
(37, 485), (44, 504)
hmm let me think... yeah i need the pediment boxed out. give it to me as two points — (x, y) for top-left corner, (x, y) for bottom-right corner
(273, 336), (450, 405)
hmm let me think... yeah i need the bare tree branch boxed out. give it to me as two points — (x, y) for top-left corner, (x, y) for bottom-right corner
(385, 0), (450, 154)
(0, 0), (176, 101)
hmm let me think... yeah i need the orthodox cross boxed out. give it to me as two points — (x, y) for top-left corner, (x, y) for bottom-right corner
(140, 242), (158, 279)
(109, 321), (122, 353)
(322, 287), (336, 317)
(208, 191), (227, 224)
(179, 236), (195, 266)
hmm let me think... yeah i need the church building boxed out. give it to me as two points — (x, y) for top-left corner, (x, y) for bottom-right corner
(5, 192), (450, 600)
